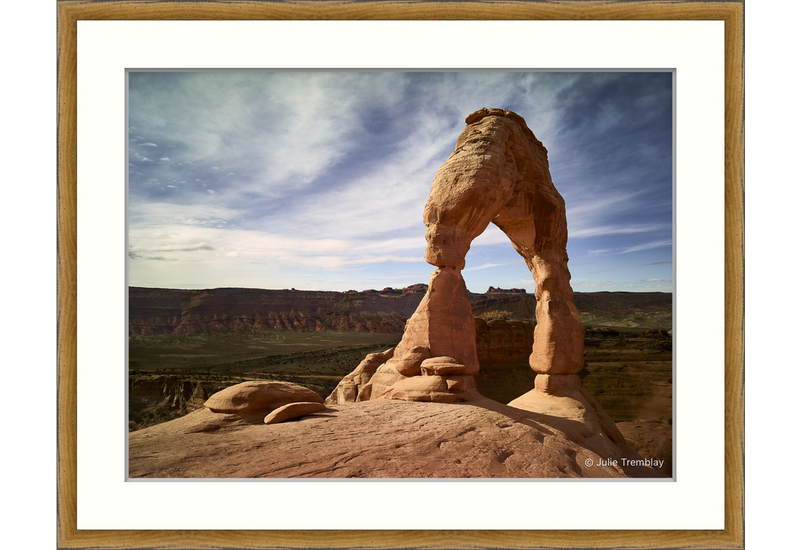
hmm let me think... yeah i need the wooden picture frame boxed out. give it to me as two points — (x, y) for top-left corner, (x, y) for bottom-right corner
(57, 1), (744, 548)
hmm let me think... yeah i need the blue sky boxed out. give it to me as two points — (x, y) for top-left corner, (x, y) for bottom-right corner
(128, 71), (672, 293)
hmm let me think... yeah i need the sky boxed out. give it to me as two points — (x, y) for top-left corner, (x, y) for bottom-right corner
(128, 71), (673, 294)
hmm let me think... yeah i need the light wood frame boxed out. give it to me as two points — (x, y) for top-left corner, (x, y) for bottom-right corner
(56, 1), (744, 548)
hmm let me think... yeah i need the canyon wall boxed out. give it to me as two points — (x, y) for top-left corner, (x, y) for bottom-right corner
(130, 286), (672, 337)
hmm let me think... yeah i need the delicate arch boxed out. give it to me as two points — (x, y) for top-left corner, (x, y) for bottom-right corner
(328, 108), (585, 404)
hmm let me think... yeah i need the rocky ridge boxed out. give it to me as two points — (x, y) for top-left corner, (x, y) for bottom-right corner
(130, 286), (671, 337)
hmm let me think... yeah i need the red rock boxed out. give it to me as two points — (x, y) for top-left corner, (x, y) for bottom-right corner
(204, 381), (323, 416)
(341, 108), (585, 403)
(263, 402), (327, 425)
(325, 348), (394, 405)
(129, 399), (666, 479)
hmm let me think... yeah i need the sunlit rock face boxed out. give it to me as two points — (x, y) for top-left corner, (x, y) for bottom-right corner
(333, 108), (585, 404)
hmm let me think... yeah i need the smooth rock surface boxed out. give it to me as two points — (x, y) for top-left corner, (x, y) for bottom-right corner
(129, 398), (665, 479)
(263, 401), (327, 425)
(204, 381), (323, 417)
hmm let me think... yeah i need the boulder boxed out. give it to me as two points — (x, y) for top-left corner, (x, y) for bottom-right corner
(264, 402), (327, 425)
(204, 381), (323, 416)
(326, 348), (394, 404)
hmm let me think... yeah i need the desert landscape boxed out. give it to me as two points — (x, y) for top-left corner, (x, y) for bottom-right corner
(128, 108), (673, 479)
(129, 285), (672, 477)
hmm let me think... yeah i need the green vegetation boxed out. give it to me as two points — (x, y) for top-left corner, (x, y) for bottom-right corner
(128, 332), (402, 431)
(129, 326), (672, 431)
(129, 331), (401, 372)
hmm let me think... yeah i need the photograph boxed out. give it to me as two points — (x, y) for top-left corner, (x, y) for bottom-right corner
(52, 2), (746, 547)
(126, 70), (674, 479)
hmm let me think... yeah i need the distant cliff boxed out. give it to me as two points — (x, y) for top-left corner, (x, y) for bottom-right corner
(129, 286), (672, 337)
(129, 286), (426, 336)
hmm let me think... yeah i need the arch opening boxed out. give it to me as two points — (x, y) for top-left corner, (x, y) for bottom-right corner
(328, 108), (587, 405)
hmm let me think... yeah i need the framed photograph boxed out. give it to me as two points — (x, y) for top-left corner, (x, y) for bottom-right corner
(57, 1), (743, 548)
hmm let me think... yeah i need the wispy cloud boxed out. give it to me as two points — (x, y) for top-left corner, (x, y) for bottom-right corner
(569, 222), (670, 239)
(464, 262), (507, 272)
(128, 71), (673, 291)
(615, 239), (672, 255)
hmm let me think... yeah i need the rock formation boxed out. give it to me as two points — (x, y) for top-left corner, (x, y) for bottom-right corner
(263, 401), (327, 425)
(129, 397), (666, 478)
(127, 108), (670, 479)
(204, 381), (323, 422)
(330, 108), (587, 405)
(326, 348), (395, 404)
(346, 266), (482, 403)
(128, 286), (671, 337)
(128, 285), (429, 337)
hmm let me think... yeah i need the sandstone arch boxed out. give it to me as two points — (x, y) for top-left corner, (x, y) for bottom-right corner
(328, 109), (592, 409)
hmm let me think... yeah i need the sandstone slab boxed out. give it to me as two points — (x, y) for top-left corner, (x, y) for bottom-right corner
(263, 402), (327, 425)
(129, 398), (666, 479)
(204, 381), (323, 416)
